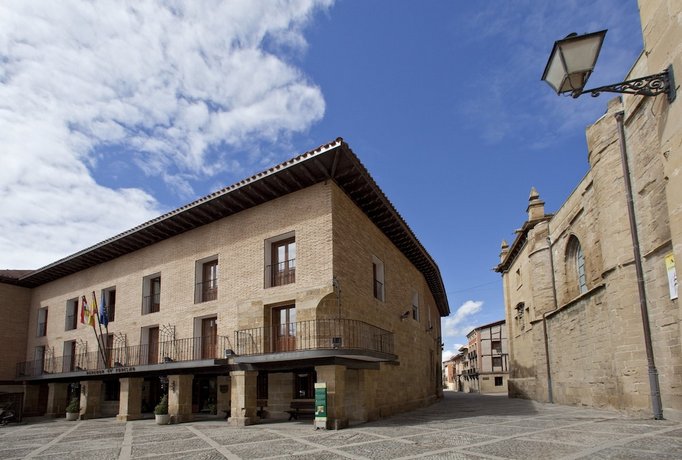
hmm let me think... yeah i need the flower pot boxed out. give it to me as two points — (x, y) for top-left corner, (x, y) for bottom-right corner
(155, 414), (170, 425)
(65, 412), (79, 421)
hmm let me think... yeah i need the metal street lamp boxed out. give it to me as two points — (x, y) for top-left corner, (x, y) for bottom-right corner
(542, 30), (676, 102)
(542, 29), (672, 420)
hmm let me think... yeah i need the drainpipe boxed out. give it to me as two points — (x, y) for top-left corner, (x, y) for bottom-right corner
(544, 236), (557, 404)
(614, 111), (663, 419)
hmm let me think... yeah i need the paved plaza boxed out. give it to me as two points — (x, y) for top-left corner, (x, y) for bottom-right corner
(1, 391), (681, 459)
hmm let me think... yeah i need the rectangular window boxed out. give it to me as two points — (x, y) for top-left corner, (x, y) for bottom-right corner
(34, 346), (45, 375)
(195, 257), (218, 303)
(372, 256), (385, 301)
(65, 298), (78, 331)
(37, 307), (48, 337)
(63, 340), (76, 372)
(142, 274), (161, 314)
(495, 376), (504, 386)
(412, 291), (420, 321)
(265, 233), (296, 288)
(492, 356), (503, 369)
(103, 287), (116, 322)
(491, 340), (502, 354)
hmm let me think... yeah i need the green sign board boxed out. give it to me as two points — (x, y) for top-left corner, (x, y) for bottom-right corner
(314, 382), (327, 420)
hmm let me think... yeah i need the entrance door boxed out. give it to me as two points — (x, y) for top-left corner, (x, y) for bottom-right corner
(273, 306), (296, 352)
(201, 317), (217, 359)
(148, 327), (159, 364)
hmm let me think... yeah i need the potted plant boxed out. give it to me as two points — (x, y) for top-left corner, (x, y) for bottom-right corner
(154, 394), (170, 425)
(65, 397), (80, 421)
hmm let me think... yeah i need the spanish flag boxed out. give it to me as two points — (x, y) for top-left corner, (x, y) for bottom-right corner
(91, 291), (99, 326)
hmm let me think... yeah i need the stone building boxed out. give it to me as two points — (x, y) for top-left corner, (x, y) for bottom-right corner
(460, 320), (509, 394)
(495, 0), (681, 421)
(0, 139), (449, 428)
(443, 348), (465, 391)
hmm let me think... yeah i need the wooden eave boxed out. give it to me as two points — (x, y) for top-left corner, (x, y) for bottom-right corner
(15, 138), (450, 316)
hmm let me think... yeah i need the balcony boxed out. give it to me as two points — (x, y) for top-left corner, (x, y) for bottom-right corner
(265, 259), (296, 287)
(16, 336), (232, 379)
(195, 279), (218, 303)
(142, 293), (160, 314)
(233, 318), (395, 362)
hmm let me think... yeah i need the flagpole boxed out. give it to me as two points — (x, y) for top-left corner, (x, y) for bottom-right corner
(83, 295), (107, 367)
(92, 291), (108, 368)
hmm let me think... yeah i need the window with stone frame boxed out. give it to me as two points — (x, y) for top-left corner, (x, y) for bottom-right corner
(515, 302), (525, 331)
(566, 235), (588, 297)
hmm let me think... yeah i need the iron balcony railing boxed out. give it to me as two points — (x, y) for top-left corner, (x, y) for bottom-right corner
(194, 279), (218, 303)
(265, 259), (296, 287)
(16, 336), (232, 379)
(234, 318), (394, 356)
(142, 293), (160, 314)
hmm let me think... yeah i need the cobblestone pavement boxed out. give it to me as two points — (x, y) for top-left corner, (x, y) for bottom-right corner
(1, 391), (681, 459)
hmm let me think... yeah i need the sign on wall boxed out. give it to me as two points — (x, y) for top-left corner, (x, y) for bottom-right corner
(665, 253), (678, 300)
(314, 382), (327, 430)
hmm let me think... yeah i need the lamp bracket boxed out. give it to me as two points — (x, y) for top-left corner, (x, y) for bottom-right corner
(573, 65), (676, 103)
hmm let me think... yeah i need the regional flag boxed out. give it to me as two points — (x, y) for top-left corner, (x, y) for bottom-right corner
(99, 290), (109, 327)
(81, 295), (89, 325)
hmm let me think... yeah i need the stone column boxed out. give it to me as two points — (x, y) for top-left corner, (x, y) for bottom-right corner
(80, 380), (102, 419)
(358, 369), (379, 422)
(216, 375), (230, 419)
(168, 374), (193, 423)
(117, 377), (143, 421)
(228, 370), (258, 426)
(315, 364), (348, 430)
(45, 383), (69, 417)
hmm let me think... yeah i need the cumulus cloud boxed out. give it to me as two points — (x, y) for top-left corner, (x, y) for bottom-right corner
(0, 0), (331, 268)
(442, 300), (483, 338)
(441, 343), (464, 362)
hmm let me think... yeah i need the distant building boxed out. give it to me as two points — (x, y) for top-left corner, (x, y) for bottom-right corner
(443, 321), (508, 394)
(495, 0), (682, 421)
(0, 139), (449, 428)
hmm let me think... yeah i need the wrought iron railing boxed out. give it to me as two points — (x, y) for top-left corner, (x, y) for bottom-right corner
(142, 293), (160, 314)
(16, 336), (232, 378)
(194, 279), (218, 303)
(234, 319), (394, 356)
(265, 259), (296, 287)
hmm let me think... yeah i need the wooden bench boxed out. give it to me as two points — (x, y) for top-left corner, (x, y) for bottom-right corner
(286, 400), (315, 420)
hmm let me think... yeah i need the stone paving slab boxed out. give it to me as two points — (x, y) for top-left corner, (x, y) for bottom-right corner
(0, 391), (681, 459)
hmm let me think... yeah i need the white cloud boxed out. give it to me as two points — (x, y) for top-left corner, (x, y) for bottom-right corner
(441, 343), (464, 362)
(0, 0), (332, 269)
(442, 300), (483, 338)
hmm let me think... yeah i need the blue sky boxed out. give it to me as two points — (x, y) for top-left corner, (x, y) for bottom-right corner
(0, 0), (643, 357)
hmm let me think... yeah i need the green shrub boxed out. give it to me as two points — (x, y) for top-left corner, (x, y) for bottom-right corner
(154, 394), (168, 415)
(66, 397), (80, 414)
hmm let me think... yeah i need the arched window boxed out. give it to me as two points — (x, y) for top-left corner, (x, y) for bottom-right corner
(567, 236), (587, 295)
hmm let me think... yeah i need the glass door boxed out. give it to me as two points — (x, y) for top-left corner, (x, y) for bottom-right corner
(273, 306), (296, 352)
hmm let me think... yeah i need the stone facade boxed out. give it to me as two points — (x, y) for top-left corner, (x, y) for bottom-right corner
(2, 139), (448, 427)
(495, 0), (681, 421)
(444, 321), (508, 394)
(0, 281), (31, 391)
